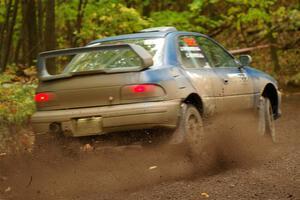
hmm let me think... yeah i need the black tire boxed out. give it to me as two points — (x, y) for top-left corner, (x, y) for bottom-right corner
(258, 96), (276, 143)
(170, 104), (215, 170)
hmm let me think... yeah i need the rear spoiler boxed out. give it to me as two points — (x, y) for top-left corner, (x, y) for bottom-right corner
(37, 43), (153, 81)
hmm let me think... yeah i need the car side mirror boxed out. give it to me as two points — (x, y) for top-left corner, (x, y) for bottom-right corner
(238, 55), (252, 66)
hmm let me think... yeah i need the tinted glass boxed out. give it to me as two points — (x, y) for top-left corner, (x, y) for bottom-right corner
(45, 38), (164, 75)
(64, 47), (142, 73)
(99, 38), (164, 66)
(196, 36), (238, 68)
(178, 36), (210, 68)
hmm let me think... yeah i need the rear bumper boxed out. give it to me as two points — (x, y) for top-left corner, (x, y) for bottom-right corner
(31, 100), (181, 137)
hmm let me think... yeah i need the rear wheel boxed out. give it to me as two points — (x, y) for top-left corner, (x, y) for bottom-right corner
(170, 104), (215, 170)
(258, 96), (276, 142)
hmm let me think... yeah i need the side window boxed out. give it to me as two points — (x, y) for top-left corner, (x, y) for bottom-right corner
(196, 36), (239, 68)
(178, 36), (210, 68)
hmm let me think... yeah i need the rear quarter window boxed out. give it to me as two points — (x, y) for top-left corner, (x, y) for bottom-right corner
(178, 36), (210, 69)
(98, 38), (165, 66)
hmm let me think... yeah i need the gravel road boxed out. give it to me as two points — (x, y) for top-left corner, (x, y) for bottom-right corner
(0, 94), (299, 200)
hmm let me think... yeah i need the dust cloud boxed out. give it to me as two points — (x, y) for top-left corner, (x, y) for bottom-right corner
(202, 111), (275, 172)
(0, 111), (275, 200)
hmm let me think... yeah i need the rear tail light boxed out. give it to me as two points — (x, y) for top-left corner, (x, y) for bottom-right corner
(132, 84), (154, 93)
(121, 84), (165, 100)
(35, 92), (55, 103)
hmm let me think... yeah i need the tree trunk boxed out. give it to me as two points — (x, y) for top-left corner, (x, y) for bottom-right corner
(142, 1), (151, 17)
(45, 0), (55, 51)
(21, 0), (29, 66)
(45, 0), (56, 74)
(0, 0), (19, 72)
(71, 0), (88, 47)
(0, 0), (12, 49)
(27, 0), (38, 65)
(37, 0), (44, 52)
(21, 0), (38, 67)
(267, 31), (281, 73)
(14, 36), (22, 64)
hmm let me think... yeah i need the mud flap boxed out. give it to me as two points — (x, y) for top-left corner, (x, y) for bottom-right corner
(168, 103), (187, 145)
(258, 96), (266, 136)
(265, 99), (276, 143)
(258, 96), (276, 143)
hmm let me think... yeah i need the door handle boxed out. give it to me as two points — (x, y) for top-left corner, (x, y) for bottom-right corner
(237, 73), (248, 81)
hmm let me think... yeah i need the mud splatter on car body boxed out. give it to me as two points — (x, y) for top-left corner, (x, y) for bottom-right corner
(31, 27), (281, 141)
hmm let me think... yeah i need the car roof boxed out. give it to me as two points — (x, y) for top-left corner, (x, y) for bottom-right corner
(88, 26), (208, 47)
(88, 31), (173, 45)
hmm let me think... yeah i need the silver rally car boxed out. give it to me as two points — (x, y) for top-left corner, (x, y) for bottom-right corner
(31, 27), (281, 158)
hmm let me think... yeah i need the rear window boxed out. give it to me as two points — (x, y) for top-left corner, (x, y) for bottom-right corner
(99, 38), (164, 65)
(63, 38), (164, 74)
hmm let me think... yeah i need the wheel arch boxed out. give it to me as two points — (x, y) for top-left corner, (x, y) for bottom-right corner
(261, 83), (278, 116)
(183, 93), (204, 115)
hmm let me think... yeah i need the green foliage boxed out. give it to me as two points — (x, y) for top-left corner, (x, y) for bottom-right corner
(286, 8), (300, 30)
(226, 0), (273, 32)
(150, 11), (199, 32)
(56, 0), (148, 48)
(290, 72), (300, 86)
(0, 65), (36, 153)
(0, 71), (36, 126)
(190, 0), (220, 11)
(81, 2), (148, 37)
(149, 0), (224, 34)
(190, 0), (206, 12)
(0, 2), (5, 24)
(225, 0), (300, 35)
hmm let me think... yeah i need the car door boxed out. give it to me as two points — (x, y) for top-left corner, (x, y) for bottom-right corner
(196, 36), (255, 112)
(176, 35), (224, 115)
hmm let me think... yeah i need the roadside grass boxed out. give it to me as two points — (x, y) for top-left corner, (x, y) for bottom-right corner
(0, 67), (37, 154)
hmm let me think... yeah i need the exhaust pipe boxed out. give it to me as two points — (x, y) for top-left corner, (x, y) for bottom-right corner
(49, 122), (62, 134)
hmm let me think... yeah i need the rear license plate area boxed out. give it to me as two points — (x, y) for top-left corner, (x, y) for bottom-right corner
(72, 116), (102, 136)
